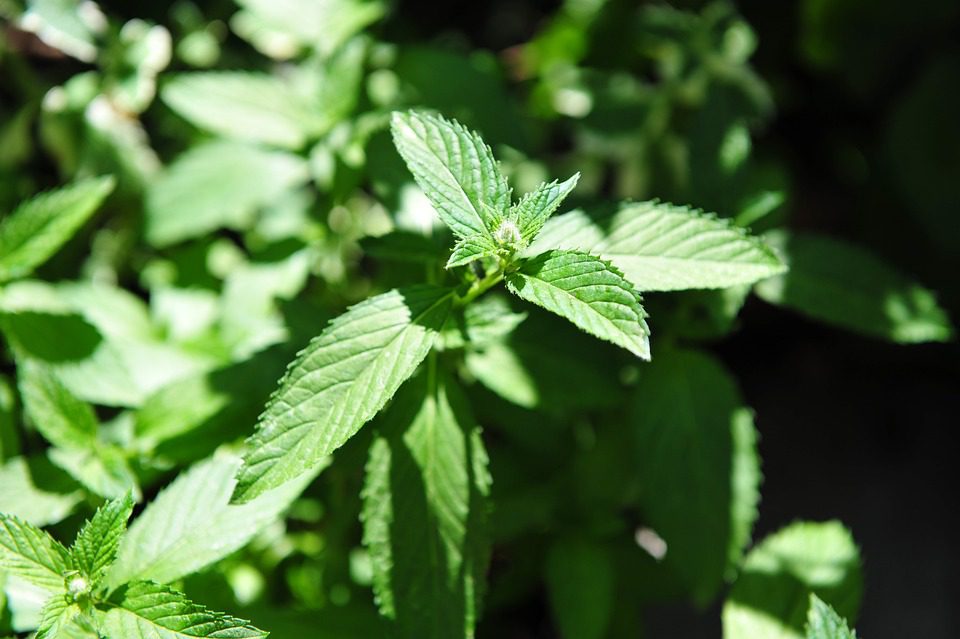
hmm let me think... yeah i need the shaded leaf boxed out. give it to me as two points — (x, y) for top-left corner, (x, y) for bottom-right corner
(361, 369), (490, 638)
(755, 231), (952, 343)
(630, 348), (760, 603)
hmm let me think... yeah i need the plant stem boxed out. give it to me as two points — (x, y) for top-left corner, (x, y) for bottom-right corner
(454, 267), (505, 307)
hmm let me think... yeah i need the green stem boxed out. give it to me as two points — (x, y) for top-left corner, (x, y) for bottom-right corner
(454, 267), (504, 307)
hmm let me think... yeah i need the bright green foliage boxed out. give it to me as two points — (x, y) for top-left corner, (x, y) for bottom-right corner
(146, 140), (309, 246)
(234, 0), (383, 56)
(362, 368), (490, 638)
(807, 594), (858, 639)
(109, 452), (318, 586)
(70, 494), (134, 582)
(162, 72), (324, 149)
(630, 349), (760, 603)
(506, 250), (651, 359)
(17, 360), (98, 450)
(233, 285), (453, 503)
(724, 521), (863, 639)
(529, 201), (786, 291)
(511, 173), (580, 244)
(0, 515), (70, 593)
(0, 457), (81, 526)
(755, 231), (952, 343)
(102, 581), (267, 639)
(447, 235), (501, 269)
(391, 111), (510, 239)
(35, 595), (81, 639)
(0, 177), (115, 283)
(545, 539), (614, 639)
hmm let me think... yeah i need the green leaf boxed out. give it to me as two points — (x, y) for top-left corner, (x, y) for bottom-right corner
(0, 514), (70, 593)
(232, 285), (453, 503)
(0, 280), (215, 407)
(162, 72), (322, 149)
(755, 231), (952, 343)
(361, 368), (491, 638)
(70, 494), (134, 582)
(545, 539), (614, 639)
(35, 594), (81, 639)
(723, 521), (863, 639)
(48, 446), (139, 501)
(0, 457), (81, 526)
(443, 294), (527, 350)
(528, 201), (786, 291)
(464, 341), (538, 409)
(630, 349), (760, 603)
(102, 581), (267, 639)
(17, 360), (98, 451)
(146, 140), (309, 247)
(234, 0), (383, 57)
(0, 177), (115, 283)
(109, 451), (321, 587)
(361, 231), (449, 264)
(505, 250), (650, 359)
(510, 173), (579, 244)
(806, 594), (857, 639)
(391, 111), (509, 239)
(446, 234), (500, 269)
(0, 375), (18, 460)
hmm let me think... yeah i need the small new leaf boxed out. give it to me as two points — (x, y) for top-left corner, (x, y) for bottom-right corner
(807, 594), (858, 639)
(233, 286), (453, 503)
(391, 111), (510, 239)
(70, 493), (134, 582)
(510, 173), (579, 244)
(0, 513), (71, 592)
(447, 234), (500, 269)
(0, 177), (115, 283)
(506, 250), (650, 359)
(102, 581), (267, 639)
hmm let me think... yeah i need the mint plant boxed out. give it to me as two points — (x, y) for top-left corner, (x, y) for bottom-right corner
(224, 110), (787, 636)
(1, 1), (953, 637)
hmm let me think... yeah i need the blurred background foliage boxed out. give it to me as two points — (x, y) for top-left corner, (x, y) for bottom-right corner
(1, 0), (957, 637)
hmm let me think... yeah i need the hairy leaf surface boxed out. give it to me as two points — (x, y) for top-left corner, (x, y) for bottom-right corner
(511, 173), (579, 243)
(361, 369), (491, 638)
(233, 285), (453, 503)
(103, 581), (267, 639)
(529, 201), (785, 291)
(71, 494), (134, 581)
(506, 250), (650, 359)
(0, 177), (115, 283)
(807, 594), (858, 639)
(391, 111), (509, 239)
(0, 514), (70, 592)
